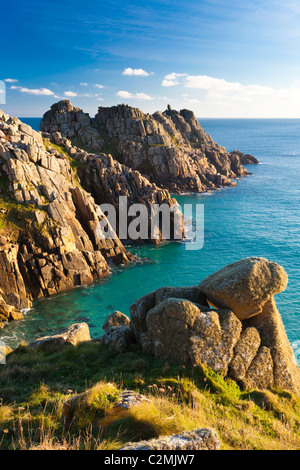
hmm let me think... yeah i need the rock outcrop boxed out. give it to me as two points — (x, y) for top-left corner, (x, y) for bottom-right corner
(0, 110), (134, 326)
(101, 310), (134, 353)
(123, 258), (300, 394)
(121, 428), (220, 451)
(40, 101), (259, 194)
(28, 322), (91, 350)
(40, 105), (184, 245)
(62, 386), (150, 432)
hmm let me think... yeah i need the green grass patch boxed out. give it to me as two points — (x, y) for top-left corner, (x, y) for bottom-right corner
(0, 175), (43, 237)
(0, 340), (300, 450)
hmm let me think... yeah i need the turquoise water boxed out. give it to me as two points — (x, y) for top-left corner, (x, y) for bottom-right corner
(1, 118), (300, 359)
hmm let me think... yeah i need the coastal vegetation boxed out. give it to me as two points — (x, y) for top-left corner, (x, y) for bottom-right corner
(1, 340), (299, 450)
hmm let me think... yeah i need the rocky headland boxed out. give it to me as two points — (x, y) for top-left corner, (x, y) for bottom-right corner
(0, 103), (259, 328)
(40, 100), (259, 194)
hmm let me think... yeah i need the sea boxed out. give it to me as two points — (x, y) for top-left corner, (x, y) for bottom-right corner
(1, 117), (300, 362)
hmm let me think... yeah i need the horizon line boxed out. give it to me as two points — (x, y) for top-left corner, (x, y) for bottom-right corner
(17, 115), (300, 120)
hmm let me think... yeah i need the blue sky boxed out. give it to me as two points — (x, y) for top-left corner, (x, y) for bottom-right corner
(2, 0), (300, 117)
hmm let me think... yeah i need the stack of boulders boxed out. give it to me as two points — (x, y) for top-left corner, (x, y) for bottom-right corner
(103, 257), (300, 394)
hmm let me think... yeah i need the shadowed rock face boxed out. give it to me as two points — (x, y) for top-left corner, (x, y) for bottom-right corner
(0, 110), (134, 326)
(40, 101), (259, 194)
(113, 257), (300, 394)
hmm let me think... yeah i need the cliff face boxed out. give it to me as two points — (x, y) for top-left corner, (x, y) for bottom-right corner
(47, 130), (182, 244)
(40, 101), (259, 194)
(0, 110), (133, 327)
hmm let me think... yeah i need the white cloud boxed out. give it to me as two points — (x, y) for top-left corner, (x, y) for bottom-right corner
(80, 82), (88, 86)
(4, 78), (18, 83)
(184, 75), (274, 101)
(94, 84), (104, 89)
(19, 87), (55, 96)
(116, 90), (152, 101)
(171, 74), (300, 117)
(162, 73), (188, 87)
(135, 93), (152, 100)
(122, 68), (151, 77)
(64, 91), (78, 97)
(116, 90), (133, 99)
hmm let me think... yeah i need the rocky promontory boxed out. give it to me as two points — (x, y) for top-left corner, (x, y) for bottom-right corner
(40, 101), (259, 194)
(0, 103), (259, 329)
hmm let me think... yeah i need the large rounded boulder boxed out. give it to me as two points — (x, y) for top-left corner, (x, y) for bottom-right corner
(199, 257), (288, 320)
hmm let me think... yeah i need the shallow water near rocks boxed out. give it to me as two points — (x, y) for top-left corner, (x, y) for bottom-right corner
(1, 118), (300, 363)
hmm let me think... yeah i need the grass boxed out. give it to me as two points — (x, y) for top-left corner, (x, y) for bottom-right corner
(42, 138), (88, 192)
(0, 176), (43, 239)
(168, 133), (182, 148)
(0, 340), (299, 450)
(43, 138), (88, 170)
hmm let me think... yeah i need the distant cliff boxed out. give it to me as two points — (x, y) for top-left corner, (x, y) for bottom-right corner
(40, 101), (259, 194)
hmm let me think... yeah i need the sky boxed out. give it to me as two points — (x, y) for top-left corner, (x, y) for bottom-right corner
(2, 0), (300, 118)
